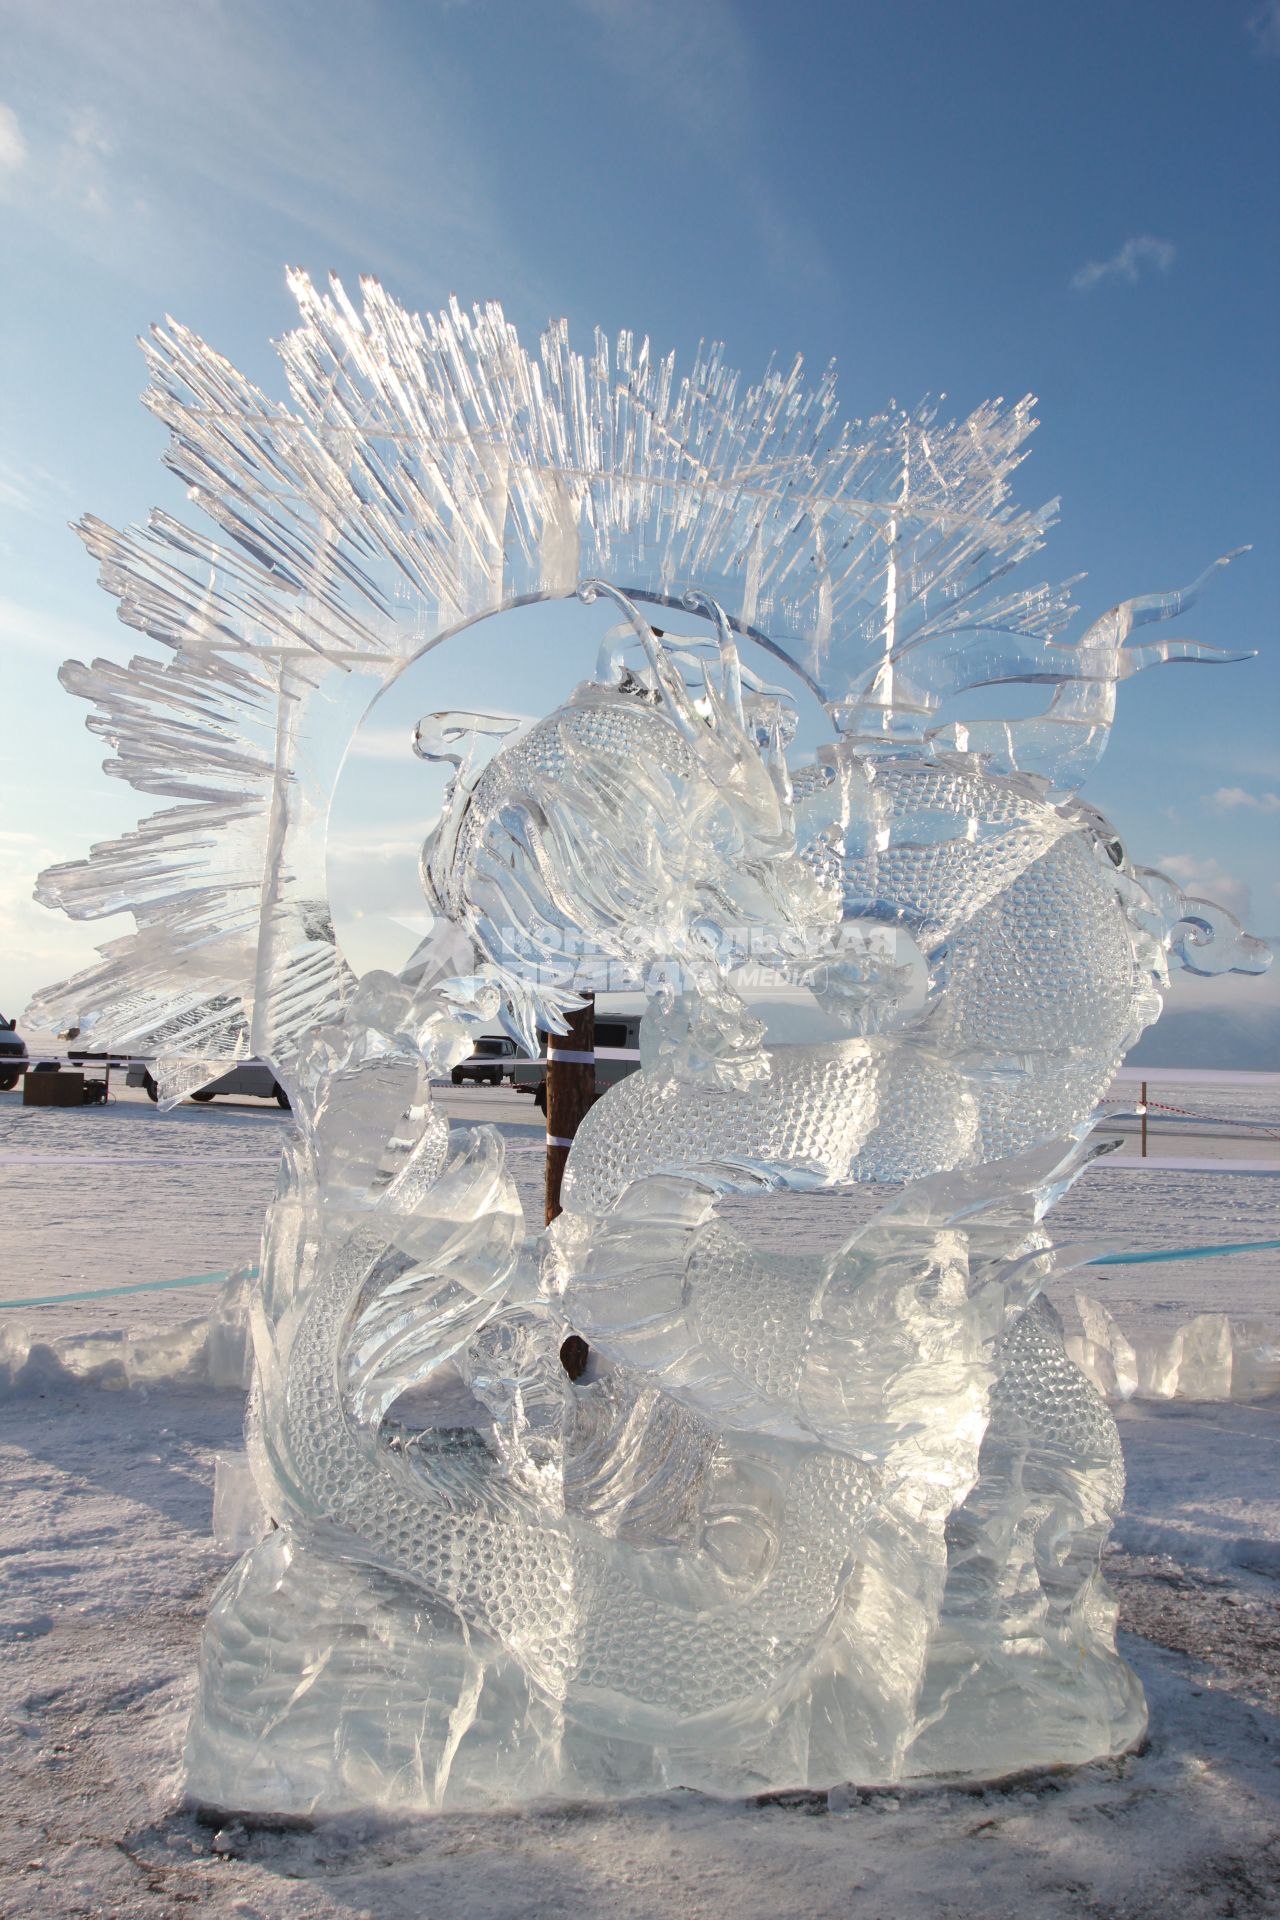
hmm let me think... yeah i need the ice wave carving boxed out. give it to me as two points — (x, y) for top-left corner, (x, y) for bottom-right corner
(28, 280), (1270, 1810)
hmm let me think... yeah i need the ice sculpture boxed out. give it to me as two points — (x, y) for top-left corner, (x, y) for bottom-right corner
(1070, 1293), (1280, 1403)
(29, 280), (1272, 1809)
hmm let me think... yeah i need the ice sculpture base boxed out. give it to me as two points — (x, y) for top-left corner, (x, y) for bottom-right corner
(187, 1447), (1146, 1817)
(186, 1527), (557, 1816)
(185, 1525), (1145, 1817)
(185, 1527), (840, 1813)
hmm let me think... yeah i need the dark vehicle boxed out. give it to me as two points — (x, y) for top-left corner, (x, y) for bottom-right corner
(451, 1036), (524, 1086)
(0, 1015), (28, 1092)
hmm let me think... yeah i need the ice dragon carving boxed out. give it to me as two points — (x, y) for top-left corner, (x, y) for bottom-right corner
(30, 280), (1269, 1809)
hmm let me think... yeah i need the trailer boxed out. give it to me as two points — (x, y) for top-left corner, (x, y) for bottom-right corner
(510, 1015), (643, 1111)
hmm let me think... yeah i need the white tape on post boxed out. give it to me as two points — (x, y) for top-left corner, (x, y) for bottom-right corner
(546, 1048), (596, 1065)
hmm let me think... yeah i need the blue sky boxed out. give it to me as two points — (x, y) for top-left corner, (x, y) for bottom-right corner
(1, 0), (1277, 1038)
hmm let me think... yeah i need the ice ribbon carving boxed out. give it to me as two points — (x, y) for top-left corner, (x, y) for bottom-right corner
(28, 279), (1270, 1811)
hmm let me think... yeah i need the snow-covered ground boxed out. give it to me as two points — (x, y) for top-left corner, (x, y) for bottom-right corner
(1, 1080), (1277, 1918)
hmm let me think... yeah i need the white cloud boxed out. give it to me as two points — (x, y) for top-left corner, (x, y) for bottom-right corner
(1155, 852), (1252, 921)
(1182, 738), (1280, 783)
(327, 828), (431, 864)
(347, 725), (422, 764)
(1247, 0), (1280, 56)
(0, 838), (124, 1023)
(0, 92), (120, 226)
(0, 1), (519, 303)
(1071, 235), (1176, 293)
(349, 713), (533, 762)
(1205, 786), (1280, 814)
(0, 103), (27, 193)
(0, 98), (114, 215)
(0, 595), (114, 659)
(0, 454), (71, 522)
(0, 466), (36, 517)
(55, 106), (115, 214)
(571, 0), (832, 296)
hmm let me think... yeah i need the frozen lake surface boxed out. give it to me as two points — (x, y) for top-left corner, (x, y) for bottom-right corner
(3, 1077), (1276, 1339)
(1, 1078), (1277, 1916)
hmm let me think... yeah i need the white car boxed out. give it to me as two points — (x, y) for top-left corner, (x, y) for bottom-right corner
(126, 1059), (291, 1107)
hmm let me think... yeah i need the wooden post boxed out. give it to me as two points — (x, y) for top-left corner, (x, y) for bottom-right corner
(545, 994), (595, 1225)
(545, 995), (595, 1380)
(1140, 1079), (1148, 1159)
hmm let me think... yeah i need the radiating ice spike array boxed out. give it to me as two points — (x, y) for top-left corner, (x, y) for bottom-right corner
(31, 281), (1254, 1078)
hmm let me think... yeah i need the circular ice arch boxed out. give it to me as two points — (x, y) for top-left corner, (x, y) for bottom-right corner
(326, 589), (841, 1010)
